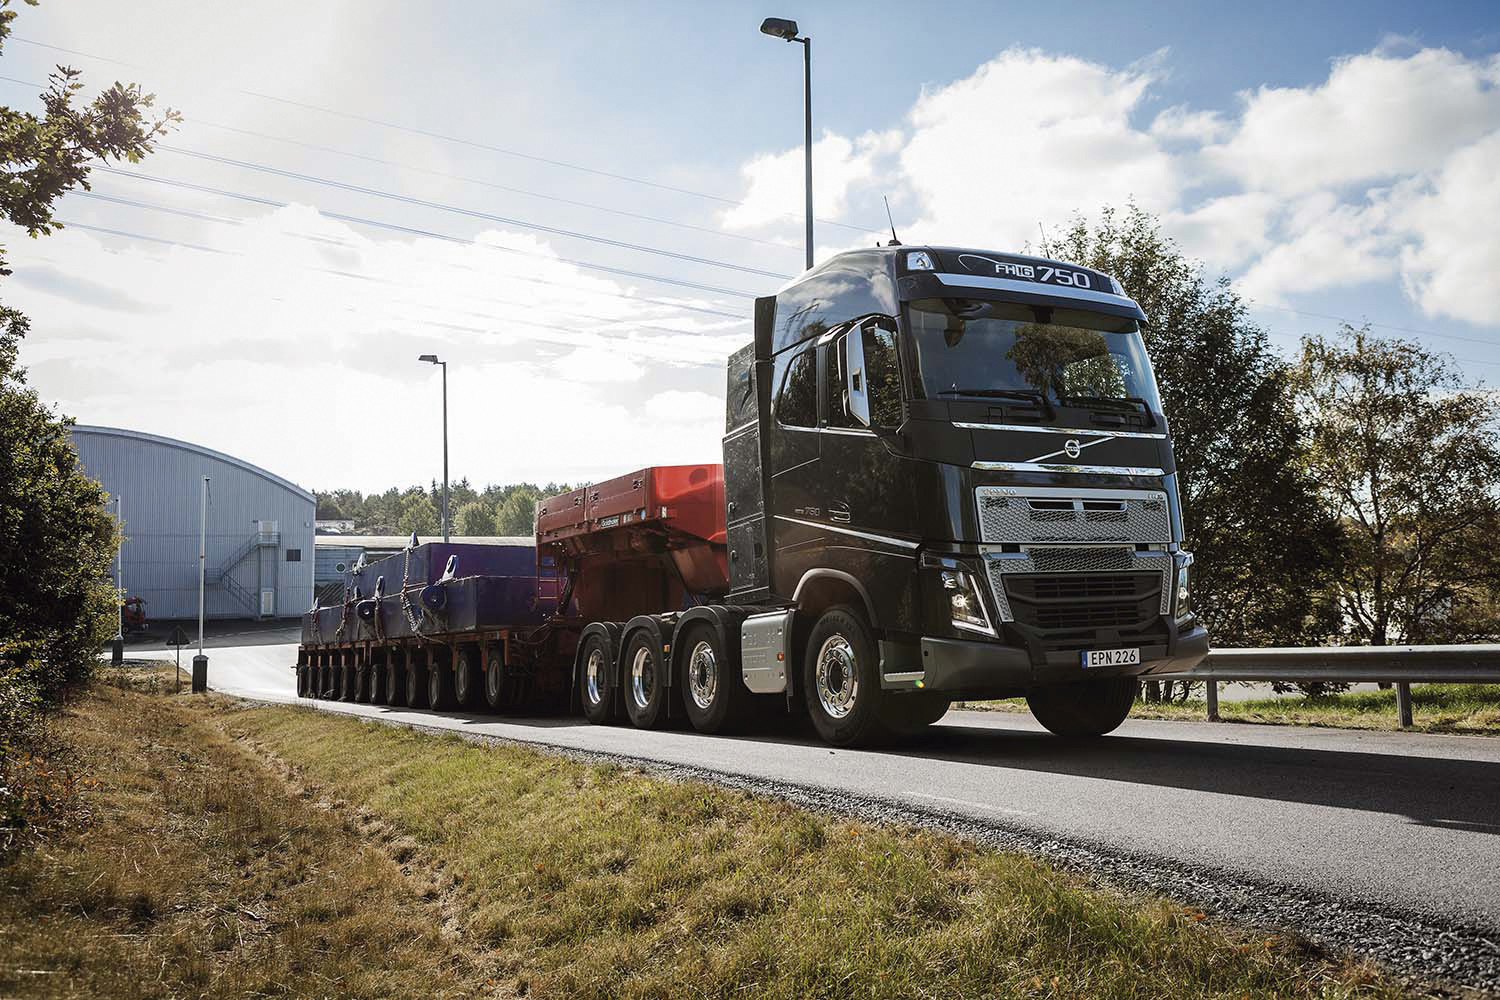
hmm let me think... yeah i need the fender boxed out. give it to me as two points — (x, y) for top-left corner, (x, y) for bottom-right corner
(791, 568), (879, 629)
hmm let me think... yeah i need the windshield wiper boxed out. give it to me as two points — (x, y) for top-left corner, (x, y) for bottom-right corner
(938, 387), (1056, 417)
(1058, 394), (1157, 426)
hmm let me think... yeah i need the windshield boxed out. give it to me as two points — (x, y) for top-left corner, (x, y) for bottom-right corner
(904, 297), (1162, 412)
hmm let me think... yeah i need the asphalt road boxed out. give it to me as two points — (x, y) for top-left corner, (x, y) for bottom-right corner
(138, 634), (1500, 983)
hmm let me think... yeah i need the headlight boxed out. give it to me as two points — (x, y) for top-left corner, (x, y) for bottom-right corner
(942, 570), (994, 635)
(1174, 553), (1193, 618)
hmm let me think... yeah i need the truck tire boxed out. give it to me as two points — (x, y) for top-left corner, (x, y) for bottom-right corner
(880, 692), (951, 735)
(484, 648), (506, 711)
(428, 657), (455, 711)
(578, 632), (613, 725)
(355, 662), (370, 703)
(296, 664), (307, 697)
(340, 660), (355, 701)
(1026, 677), (1137, 737)
(406, 654), (429, 708)
(803, 606), (889, 747)
(453, 648), (479, 708)
(678, 621), (746, 734)
(386, 654), (406, 707)
(622, 631), (669, 729)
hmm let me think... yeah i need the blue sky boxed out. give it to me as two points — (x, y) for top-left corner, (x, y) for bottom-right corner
(5, 1), (1499, 489)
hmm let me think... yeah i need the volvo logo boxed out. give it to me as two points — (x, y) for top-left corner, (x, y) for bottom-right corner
(1063, 439), (1083, 459)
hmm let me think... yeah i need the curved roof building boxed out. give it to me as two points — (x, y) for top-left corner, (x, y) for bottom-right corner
(69, 426), (314, 621)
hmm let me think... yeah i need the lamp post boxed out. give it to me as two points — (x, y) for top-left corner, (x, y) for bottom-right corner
(418, 354), (450, 541)
(111, 494), (124, 665)
(759, 16), (813, 271)
(193, 476), (209, 693)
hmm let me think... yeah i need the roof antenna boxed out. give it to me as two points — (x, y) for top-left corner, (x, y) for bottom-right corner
(883, 196), (902, 247)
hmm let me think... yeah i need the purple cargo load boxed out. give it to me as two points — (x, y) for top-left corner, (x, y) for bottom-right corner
(348, 540), (536, 594)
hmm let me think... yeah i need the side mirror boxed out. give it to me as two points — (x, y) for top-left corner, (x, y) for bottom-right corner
(846, 322), (871, 427)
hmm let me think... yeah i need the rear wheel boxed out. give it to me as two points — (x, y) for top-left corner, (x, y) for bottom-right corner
(679, 622), (746, 734)
(484, 648), (506, 711)
(428, 655), (454, 711)
(578, 632), (613, 724)
(296, 664), (308, 697)
(386, 653), (407, 707)
(803, 606), (887, 747)
(623, 631), (668, 729)
(355, 661), (370, 703)
(1026, 677), (1137, 737)
(368, 656), (385, 704)
(340, 660), (355, 702)
(406, 653), (429, 708)
(453, 647), (479, 708)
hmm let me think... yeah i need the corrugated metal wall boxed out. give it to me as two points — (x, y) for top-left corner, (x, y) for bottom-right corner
(69, 427), (315, 620)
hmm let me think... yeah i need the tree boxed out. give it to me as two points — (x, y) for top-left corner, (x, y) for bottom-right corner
(1291, 326), (1500, 644)
(455, 500), (497, 536)
(397, 490), (439, 536)
(1042, 205), (1344, 647)
(494, 486), (542, 536)
(0, 0), (176, 713)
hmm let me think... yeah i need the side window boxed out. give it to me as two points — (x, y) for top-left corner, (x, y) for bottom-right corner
(824, 335), (855, 428)
(865, 320), (904, 428)
(776, 346), (817, 427)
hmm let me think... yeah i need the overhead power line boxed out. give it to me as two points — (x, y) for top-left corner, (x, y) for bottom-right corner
(7, 38), (884, 234)
(93, 166), (763, 300)
(1251, 303), (1498, 350)
(154, 144), (793, 280)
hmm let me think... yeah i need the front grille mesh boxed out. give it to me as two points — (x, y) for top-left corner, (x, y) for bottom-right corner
(976, 488), (1170, 544)
(984, 549), (1172, 622)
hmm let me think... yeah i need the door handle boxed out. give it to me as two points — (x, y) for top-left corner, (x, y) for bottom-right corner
(828, 503), (851, 524)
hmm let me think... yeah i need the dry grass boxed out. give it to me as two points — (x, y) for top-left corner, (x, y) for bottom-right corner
(223, 703), (1410, 1000)
(959, 684), (1500, 735)
(0, 674), (504, 998)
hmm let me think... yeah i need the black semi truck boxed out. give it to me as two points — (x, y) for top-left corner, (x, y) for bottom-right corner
(298, 244), (1209, 746)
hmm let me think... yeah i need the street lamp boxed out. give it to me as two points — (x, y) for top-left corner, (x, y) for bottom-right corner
(759, 15), (813, 271)
(418, 354), (450, 542)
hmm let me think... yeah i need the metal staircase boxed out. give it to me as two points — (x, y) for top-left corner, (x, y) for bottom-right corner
(210, 523), (280, 615)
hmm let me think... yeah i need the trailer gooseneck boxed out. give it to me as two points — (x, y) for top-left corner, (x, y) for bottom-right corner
(297, 245), (1209, 746)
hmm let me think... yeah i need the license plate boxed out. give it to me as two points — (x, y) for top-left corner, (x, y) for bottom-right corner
(1081, 647), (1140, 669)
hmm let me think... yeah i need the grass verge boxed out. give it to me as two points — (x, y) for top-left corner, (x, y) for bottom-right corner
(959, 684), (1500, 735)
(2, 673), (1414, 998)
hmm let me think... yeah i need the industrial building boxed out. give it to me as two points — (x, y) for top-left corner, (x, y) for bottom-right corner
(70, 426), (315, 621)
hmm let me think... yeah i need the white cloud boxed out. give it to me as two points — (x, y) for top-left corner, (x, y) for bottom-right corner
(722, 130), (898, 234)
(1208, 49), (1500, 195)
(642, 390), (723, 425)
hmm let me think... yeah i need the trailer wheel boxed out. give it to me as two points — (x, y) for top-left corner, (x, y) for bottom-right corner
(622, 632), (669, 729)
(453, 647), (479, 708)
(578, 632), (613, 725)
(484, 648), (506, 711)
(678, 622), (746, 734)
(406, 652), (429, 708)
(295, 664), (307, 697)
(803, 605), (888, 747)
(1026, 677), (1136, 737)
(315, 660), (327, 698)
(322, 658), (335, 699)
(355, 661), (370, 703)
(428, 654), (455, 711)
(368, 656), (385, 704)
(386, 653), (406, 707)
(341, 659), (356, 702)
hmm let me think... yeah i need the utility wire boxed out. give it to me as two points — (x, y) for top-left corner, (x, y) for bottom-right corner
(1251, 303), (1497, 350)
(93, 166), (762, 300)
(7, 38), (884, 234)
(154, 144), (793, 279)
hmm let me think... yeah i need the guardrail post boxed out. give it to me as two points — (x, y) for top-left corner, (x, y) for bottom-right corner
(1395, 682), (1413, 729)
(1205, 680), (1219, 722)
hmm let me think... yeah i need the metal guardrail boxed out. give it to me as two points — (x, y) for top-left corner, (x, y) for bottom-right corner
(1149, 644), (1500, 727)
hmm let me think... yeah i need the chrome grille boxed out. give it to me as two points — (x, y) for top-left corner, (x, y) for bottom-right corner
(976, 486), (1170, 544)
(984, 547), (1173, 621)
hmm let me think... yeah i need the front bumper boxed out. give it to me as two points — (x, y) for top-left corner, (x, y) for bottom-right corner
(895, 620), (1209, 698)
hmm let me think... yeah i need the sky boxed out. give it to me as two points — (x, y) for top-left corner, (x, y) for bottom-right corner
(5, 0), (1499, 493)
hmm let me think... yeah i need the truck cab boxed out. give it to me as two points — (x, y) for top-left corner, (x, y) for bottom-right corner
(724, 245), (1209, 743)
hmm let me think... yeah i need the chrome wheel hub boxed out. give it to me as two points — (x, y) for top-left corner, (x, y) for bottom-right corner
(688, 640), (717, 710)
(630, 645), (656, 709)
(585, 648), (605, 706)
(815, 634), (859, 720)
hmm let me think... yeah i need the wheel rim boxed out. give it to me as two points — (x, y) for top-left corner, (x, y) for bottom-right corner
(456, 660), (470, 701)
(487, 659), (501, 700)
(687, 640), (717, 711)
(630, 645), (655, 710)
(815, 634), (859, 720)
(585, 647), (605, 706)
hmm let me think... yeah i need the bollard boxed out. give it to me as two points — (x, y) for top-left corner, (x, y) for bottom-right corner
(110, 637), (124, 666)
(191, 654), (209, 694)
(1395, 682), (1413, 728)
(1205, 680), (1219, 722)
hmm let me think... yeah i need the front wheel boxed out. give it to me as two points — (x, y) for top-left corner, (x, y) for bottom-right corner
(1026, 677), (1137, 737)
(803, 606), (887, 747)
